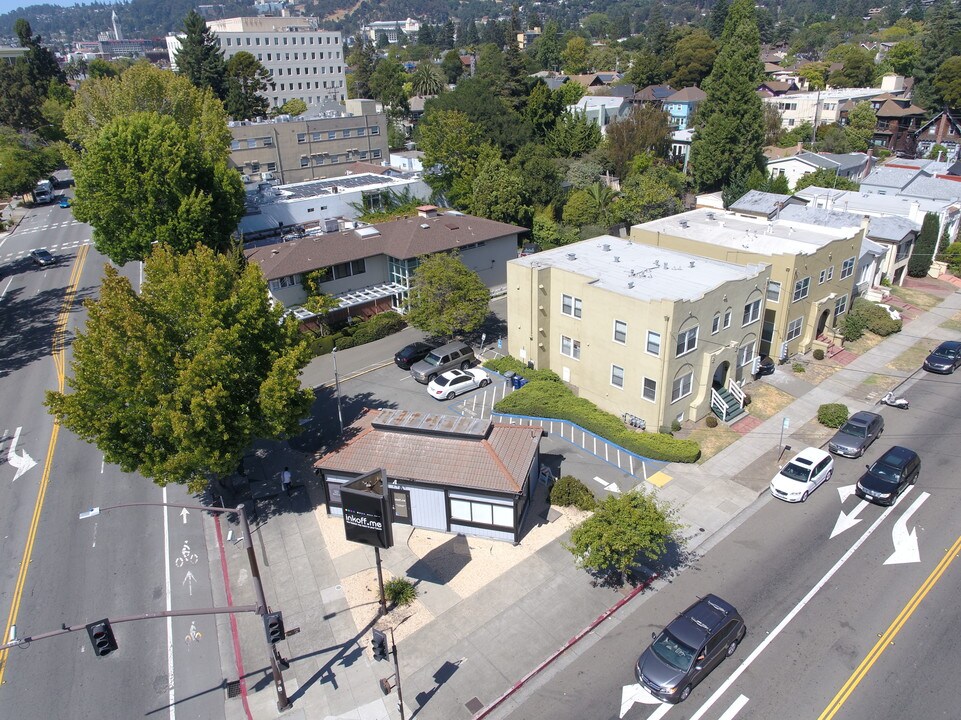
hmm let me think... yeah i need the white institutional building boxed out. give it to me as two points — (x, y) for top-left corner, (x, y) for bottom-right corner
(166, 16), (346, 108)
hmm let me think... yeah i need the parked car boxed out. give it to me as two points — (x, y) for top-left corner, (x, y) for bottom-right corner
(426, 368), (491, 400)
(922, 340), (961, 374)
(30, 248), (56, 267)
(754, 356), (776, 379)
(828, 411), (884, 458)
(856, 445), (920, 506)
(393, 341), (439, 370)
(770, 447), (834, 502)
(635, 594), (746, 704)
(410, 340), (475, 384)
(58, 196), (71, 208)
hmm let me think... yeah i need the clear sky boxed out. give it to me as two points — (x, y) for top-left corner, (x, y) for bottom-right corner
(0, 0), (83, 18)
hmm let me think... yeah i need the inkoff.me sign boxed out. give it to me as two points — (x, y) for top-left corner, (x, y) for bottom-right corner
(341, 468), (393, 549)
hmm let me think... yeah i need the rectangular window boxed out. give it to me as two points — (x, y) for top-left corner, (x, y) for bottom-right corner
(786, 316), (803, 341)
(342, 129), (350, 138)
(266, 162), (276, 172)
(793, 277), (811, 302)
(560, 335), (581, 359)
(675, 326), (698, 357)
(642, 377), (656, 402)
(742, 299), (761, 326)
(611, 365), (624, 388)
(646, 331), (661, 356)
(840, 257), (855, 279)
(834, 294), (848, 318)
(818, 266), (834, 284)
(449, 497), (513, 529)
(296, 133), (306, 143)
(561, 294), (582, 318)
(712, 314), (720, 334)
(262, 136), (273, 147)
(371, 126), (380, 134)
(311, 132), (322, 141)
(357, 127), (366, 136)
(372, 149), (382, 158)
(328, 131), (336, 139)
(738, 340), (756, 367)
(300, 156), (309, 167)
(724, 309), (732, 328)
(767, 280), (781, 302)
(671, 372), (693, 402)
(613, 319), (627, 344)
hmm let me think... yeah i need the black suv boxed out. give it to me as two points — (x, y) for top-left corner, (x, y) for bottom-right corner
(636, 594), (746, 703)
(856, 445), (920, 505)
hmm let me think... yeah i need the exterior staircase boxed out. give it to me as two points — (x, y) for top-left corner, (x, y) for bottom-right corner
(711, 385), (746, 423)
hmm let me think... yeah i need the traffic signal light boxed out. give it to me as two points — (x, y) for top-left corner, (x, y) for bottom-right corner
(371, 629), (389, 661)
(263, 611), (286, 644)
(86, 620), (118, 657)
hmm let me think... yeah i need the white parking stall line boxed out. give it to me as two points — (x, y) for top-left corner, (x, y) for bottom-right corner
(717, 695), (749, 720)
(648, 703), (672, 720)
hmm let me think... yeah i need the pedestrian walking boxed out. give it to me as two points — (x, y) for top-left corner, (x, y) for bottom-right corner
(282, 466), (292, 495)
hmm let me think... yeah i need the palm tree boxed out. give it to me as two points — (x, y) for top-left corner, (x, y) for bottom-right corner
(411, 61), (445, 97)
(587, 182), (619, 227)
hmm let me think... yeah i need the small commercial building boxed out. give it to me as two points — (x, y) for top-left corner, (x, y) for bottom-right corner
(315, 409), (543, 543)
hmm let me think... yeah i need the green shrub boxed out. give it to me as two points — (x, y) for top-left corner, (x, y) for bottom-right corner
(792, 362), (805, 373)
(813, 348), (825, 360)
(309, 335), (337, 356)
(494, 380), (700, 463)
(483, 355), (563, 382)
(670, 418), (682, 432)
(817, 402), (848, 428)
(350, 311), (406, 344)
(550, 475), (597, 510)
(384, 577), (417, 607)
(842, 298), (902, 341)
(705, 415), (718, 428)
(840, 311), (866, 342)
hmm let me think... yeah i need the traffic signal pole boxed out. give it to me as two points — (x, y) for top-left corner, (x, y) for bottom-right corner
(389, 626), (406, 720)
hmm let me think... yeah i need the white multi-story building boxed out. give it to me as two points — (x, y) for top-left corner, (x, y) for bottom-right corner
(166, 16), (346, 108)
(361, 18), (421, 44)
(763, 75), (909, 129)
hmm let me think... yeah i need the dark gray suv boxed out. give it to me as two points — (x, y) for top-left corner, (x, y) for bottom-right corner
(409, 340), (475, 384)
(636, 594), (746, 703)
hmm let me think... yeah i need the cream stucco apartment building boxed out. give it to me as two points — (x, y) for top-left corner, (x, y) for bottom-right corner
(630, 207), (866, 362)
(508, 237), (771, 429)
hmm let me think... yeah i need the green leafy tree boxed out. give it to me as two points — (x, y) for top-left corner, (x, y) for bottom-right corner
(624, 49), (665, 88)
(614, 157), (687, 223)
(565, 156), (605, 189)
(411, 61), (445, 97)
(934, 57), (961, 111)
(87, 58), (118, 79)
(764, 104), (784, 146)
(224, 51), (273, 120)
(884, 39), (921, 77)
(462, 20), (481, 47)
(0, 127), (59, 197)
(562, 188), (600, 226)
(417, 109), (483, 197)
(512, 142), (562, 207)
(815, 123), (853, 153)
(45, 244), (312, 492)
(406, 252), (490, 338)
(553, 80), (586, 107)
(582, 12), (614, 40)
(441, 50), (464, 84)
(561, 36), (591, 74)
(709, 0), (731, 38)
(547, 111), (602, 158)
(909, 213), (939, 277)
(668, 29), (717, 87)
(532, 20), (562, 71)
(826, 46), (877, 88)
(524, 81), (563, 138)
(424, 77), (532, 155)
(690, 3), (764, 191)
(913, 0), (961, 109)
(845, 101), (877, 152)
(797, 62), (830, 91)
(605, 105), (672, 178)
(469, 154), (529, 225)
(72, 112), (244, 264)
(273, 98), (307, 117)
(370, 58), (410, 118)
(794, 167), (861, 191)
(532, 208), (563, 247)
(175, 10), (227, 100)
(565, 490), (680, 580)
(0, 19), (65, 132)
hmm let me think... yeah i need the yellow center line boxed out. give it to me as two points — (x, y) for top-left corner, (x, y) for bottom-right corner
(819, 533), (961, 719)
(0, 243), (89, 685)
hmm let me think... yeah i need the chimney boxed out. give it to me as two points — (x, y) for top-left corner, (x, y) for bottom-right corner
(862, 147), (874, 180)
(417, 205), (438, 218)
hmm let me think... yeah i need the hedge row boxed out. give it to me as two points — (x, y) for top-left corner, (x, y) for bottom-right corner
(483, 355), (563, 383)
(307, 311), (406, 356)
(840, 298), (902, 342)
(493, 378), (701, 463)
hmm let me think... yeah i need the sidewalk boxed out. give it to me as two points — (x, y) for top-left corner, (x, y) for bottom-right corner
(217, 283), (961, 720)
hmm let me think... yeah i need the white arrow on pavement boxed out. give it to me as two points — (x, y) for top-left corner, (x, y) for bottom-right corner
(183, 571), (196, 596)
(620, 683), (665, 718)
(884, 492), (930, 565)
(831, 499), (870, 539)
(837, 484), (857, 504)
(180, 507), (190, 524)
(593, 476), (622, 494)
(7, 427), (37, 482)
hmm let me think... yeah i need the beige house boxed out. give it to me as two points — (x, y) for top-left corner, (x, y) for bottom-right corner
(630, 208), (867, 361)
(228, 99), (388, 185)
(508, 237), (771, 429)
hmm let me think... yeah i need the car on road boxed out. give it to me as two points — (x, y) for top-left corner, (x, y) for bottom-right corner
(393, 341), (439, 370)
(410, 340), (475, 384)
(635, 594), (746, 704)
(426, 368), (491, 400)
(770, 447), (834, 502)
(59, 196), (71, 208)
(30, 248), (56, 267)
(856, 445), (920, 506)
(922, 340), (961, 374)
(828, 411), (884, 458)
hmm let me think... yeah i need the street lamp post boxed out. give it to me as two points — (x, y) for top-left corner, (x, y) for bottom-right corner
(332, 346), (344, 434)
(80, 501), (292, 712)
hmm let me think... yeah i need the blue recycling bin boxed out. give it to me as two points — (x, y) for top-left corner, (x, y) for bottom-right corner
(512, 375), (529, 389)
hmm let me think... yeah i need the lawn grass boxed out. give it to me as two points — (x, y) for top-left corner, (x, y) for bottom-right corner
(688, 423), (741, 464)
(889, 285), (942, 311)
(843, 330), (885, 356)
(940, 310), (961, 332)
(746, 382), (796, 421)
(887, 341), (931, 372)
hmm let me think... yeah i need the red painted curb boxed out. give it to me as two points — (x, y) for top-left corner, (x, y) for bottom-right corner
(215, 515), (254, 720)
(473, 572), (659, 719)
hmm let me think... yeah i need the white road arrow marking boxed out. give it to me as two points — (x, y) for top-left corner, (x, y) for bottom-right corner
(619, 683), (664, 718)
(830, 499), (870, 539)
(837, 484), (857, 504)
(593, 476), (622, 494)
(183, 570), (196, 596)
(884, 492), (930, 565)
(7, 427), (37, 481)
(179, 507), (190, 524)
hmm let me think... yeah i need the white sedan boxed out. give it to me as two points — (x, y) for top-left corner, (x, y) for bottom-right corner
(770, 447), (834, 502)
(427, 368), (491, 400)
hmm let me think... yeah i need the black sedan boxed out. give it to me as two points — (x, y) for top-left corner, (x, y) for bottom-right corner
(394, 341), (439, 370)
(923, 340), (961, 374)
(855, 445), (920, 506)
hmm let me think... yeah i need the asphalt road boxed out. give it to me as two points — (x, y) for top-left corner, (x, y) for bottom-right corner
(491, 367), (961, 720)
(0, 198), (227, 719)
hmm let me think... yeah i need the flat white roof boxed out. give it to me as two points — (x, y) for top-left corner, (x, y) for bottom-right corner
(511, 236), (768, 303)
(634, 208), (861, 256)
(794, 186), (958, 215)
